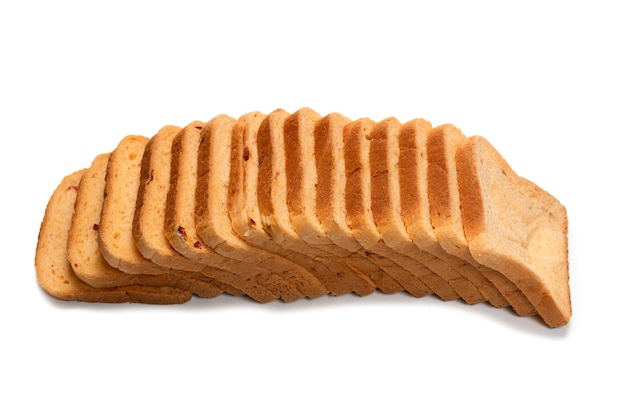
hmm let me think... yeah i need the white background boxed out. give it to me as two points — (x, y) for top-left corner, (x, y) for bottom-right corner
(1, 1), (624, 416)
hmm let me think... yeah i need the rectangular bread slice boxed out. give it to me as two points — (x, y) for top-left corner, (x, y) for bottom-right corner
(67, 152), (224, 298)
(343, 118), (433, 298)
(164, 121), (274, 302)
(35, 169), (192, 304)
(256, 109), (366, 296)
(427, 124), (536, 316)
(195, 114), (303, 302)
(227, 111), (332, 298)
(98, 134), (171, 275)
(283, 108), (376, 296)
(398, 119), (509, 308)
(314, 112), (405, 294)
(369, 117), (465, 302)
(228, 111), (328, 299)
(456, 135), (571, 327)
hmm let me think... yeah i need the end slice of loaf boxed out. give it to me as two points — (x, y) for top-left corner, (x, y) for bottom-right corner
(427, 124), (536, 316)
(35, 169), (192, 304)
(456, 135), (571, 327)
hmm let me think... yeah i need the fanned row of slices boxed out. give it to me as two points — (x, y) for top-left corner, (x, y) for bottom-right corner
(35, 108), (571, 327)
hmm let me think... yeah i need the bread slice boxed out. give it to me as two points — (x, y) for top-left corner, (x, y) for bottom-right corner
(427, 124), (536, 316)
(164, 121), (274, 302)
(457, 135), (571, 327)
(195, 114), (304, 302)
(228, 111), (331, 298)
(314, 112), (405, 294)
(35, 169), (192, 304)
(398, 119), (509, 308)
(98, 134), (169, 275)
(132, 122), (235, 296)
(256, 109), (370, 296)
(343, 118), (433, 298)
(283, 108), (376, 296)
(228, 111), (328, 299)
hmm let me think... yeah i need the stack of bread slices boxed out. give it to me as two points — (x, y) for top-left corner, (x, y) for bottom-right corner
(35, 108), (571, 327)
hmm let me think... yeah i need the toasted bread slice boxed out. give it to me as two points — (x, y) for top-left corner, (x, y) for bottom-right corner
(343, 118), (433, 298)
(283, 108), (376, 296)
(195, 114), (303, 302)
(427, 124), (536, 316)
(35, 169), (192, 304)
(457, 135), (571, 327)
(314, 113), (405, 294)
(164, 121), (274, 302)
(256, 109), (370, 296)
(228, 111), (328, 299)
(398, 119), (509, 307)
